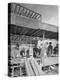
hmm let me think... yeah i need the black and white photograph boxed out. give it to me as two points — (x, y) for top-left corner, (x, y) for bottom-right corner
(8, 3), (59, 77)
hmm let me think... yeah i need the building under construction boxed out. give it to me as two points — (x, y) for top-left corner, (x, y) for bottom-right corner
(8, 3), (59, 77)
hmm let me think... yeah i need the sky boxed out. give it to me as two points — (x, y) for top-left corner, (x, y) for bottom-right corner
(21, 3), (58, 26)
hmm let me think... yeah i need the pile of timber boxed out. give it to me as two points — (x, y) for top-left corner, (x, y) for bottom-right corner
(24, 58), (45, 76)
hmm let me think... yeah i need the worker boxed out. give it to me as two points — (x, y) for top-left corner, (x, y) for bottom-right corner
(20, 48), (25, 57)
(47, 42), (53, 57)
(33, 44), (38, 58)
(44, 42), (48, 57)
(11, 43), (20, 58)
(26, 49), (30, 58)
(53, 44), (58, 55)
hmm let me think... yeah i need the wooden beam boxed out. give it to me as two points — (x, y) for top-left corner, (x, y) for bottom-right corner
(29, 11), (33, 18)
(19, 6), (22, 15)
(31, 12), (35, 18)
(26, 10), (31, 17)
(32, 13), (36, 18)
(33, 14), (38, 19)
(23, 8), (27, 16)
(25, 59), (35, 76)
(21, 7), (26, 16)
(37, 14), (41, 19)
(16, 5), (20, 14)
(24, 8), (28, 16)
(19, 7), (24, 15)
(29, 11), (34, 18)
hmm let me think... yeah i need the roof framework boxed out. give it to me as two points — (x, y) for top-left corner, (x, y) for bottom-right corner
(10, 3), (42, 20)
